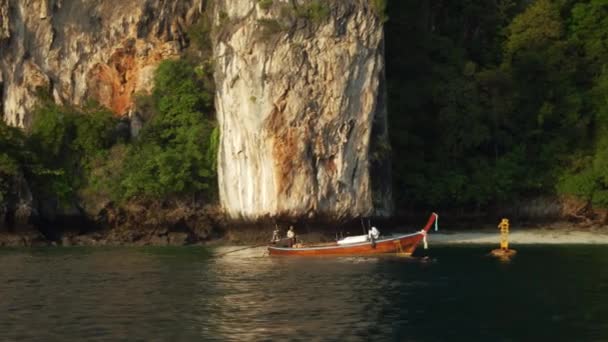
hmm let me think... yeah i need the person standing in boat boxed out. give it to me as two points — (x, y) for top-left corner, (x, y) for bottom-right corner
(368, 226), (380, 248)
(368, 226), (380, 240)
(287, 226), (296, 247)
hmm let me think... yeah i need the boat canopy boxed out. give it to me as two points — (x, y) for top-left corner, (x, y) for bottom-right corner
(337, 235), (368, 245)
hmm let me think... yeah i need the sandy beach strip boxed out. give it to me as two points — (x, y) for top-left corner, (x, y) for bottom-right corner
(428, 229), (608, 244)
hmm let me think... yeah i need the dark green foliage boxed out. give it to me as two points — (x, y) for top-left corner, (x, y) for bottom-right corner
(0, 153), (17, 203)
(554, 0), (608, 206)
(118, 59), (217, 200)
(386, 0), (518, 208)
(258, 0), (273, 10)
(257, 18), (284, 38)
(187, 16), (213, 56)
(504, 0), (563, 60)
(0, 122), (25, 202)
(80, 60), (218, 205)
(27, 101), (118, 202)
(6, 0), (608, 215)
(386, 0), (608, 209)
(207, 126), (219, 172)
(296, 0), (330, 23)
(80, 143), (128, 211)
(73, 103), (119, 159)
(1, 16), (219, 215)
(370, 0), (388, 23)
(22, 59), (218, 205)
(30, 101), (117, 163)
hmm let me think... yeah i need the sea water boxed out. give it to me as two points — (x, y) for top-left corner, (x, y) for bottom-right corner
(1, 245), (607, 341)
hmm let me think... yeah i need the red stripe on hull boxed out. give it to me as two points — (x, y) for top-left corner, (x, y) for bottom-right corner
(268, 234), (424, 256)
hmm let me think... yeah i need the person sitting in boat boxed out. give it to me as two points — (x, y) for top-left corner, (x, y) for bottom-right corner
(271, 226), (280, 242)
(368, 226), (380, 241)
(287, 226), (296, 247)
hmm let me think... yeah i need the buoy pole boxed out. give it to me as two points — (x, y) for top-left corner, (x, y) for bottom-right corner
(490, 218), (517, 260)
(499, 218), (509, 250)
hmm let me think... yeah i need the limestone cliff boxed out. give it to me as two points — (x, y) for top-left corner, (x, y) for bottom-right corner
(213, 0), (392, 220)
(0, 0), (392, 223)
(0, 0), (202, 127)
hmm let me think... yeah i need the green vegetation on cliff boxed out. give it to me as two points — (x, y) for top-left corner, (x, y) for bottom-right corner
(0, 123), (27, 203)
(81, 58), (217, 206)
(0, 8), (219, 232)
(118, 59), (218, 200)
(386, 0), (608, 211)
(4, 0), (608, 223)
(28, 101), (119, 202)
(0, 57), (218, 214)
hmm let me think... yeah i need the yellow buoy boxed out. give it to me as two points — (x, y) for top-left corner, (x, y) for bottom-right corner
(490, 218), (517, 260)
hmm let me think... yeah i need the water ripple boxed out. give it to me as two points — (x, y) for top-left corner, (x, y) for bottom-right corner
(1, 246), (608, 340)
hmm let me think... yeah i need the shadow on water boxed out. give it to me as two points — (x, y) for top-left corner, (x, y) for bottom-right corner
(1, 245), (608, 340)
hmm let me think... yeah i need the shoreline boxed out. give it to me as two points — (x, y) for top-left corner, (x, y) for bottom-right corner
(428, 227), (608, 245)
(3, 226), (608, 247)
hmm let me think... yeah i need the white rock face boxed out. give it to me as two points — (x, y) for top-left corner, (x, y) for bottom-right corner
(0, 0), (392, 222)
(0, 0), (202, 127)
(214, 0), (392, 220)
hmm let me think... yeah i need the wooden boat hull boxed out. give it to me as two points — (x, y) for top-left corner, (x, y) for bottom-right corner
(268, 213), (438, 256)
(269, 233), (424, 256)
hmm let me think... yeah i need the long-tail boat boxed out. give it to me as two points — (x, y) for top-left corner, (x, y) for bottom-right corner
(268, 213), (438, 256)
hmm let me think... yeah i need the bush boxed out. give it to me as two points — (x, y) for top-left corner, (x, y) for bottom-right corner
(79, 143), (128, 212)
(296, 1), (330, 23)
(258, 19), (284, 38)
(187, 16), (213, 57)
(0, 152), (18, 203)
(73, 103), (118, 159)
(258, 0), (273, 11)
(370, 0), (388, 23)
(117, 59), (218, 200)
(1, 17), (219, 212)
(28, 100), (118, 202)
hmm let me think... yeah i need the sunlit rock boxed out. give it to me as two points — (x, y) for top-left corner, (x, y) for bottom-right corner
(0, 0), (202, 126)
(213, 0), (392, 221)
